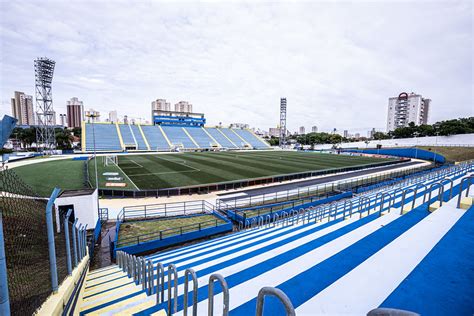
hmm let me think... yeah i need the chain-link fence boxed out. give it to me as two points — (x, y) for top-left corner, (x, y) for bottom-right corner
(0, 167), (75, 315)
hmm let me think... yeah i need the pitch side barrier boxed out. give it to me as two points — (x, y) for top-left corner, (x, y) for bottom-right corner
(345, 148), (446, 163)
(98, 159), (409, 198)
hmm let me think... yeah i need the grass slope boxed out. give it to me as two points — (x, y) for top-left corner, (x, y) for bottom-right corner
(118, 214), (226, 247)
(12, 159), (86, 197)
(418, 146), (474, 162)
(116, 151), (391, 190)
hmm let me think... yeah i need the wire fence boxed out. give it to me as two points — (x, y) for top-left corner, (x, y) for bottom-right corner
(0, 167), (72, 315)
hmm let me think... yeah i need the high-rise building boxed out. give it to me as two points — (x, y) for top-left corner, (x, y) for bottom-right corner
(299, 126), (305, 135)
(152, 99), (171, 112)
(311, 126), (318, 133)
(387, 92), (430, 131)
(174, 101), (193, 113)
(343, 130), (349, 138)
(109, 110), (118, 123)
(370, 128), (376, 138)
(269, 127), (280, 138)
(11, 91), (35, 125)
(59, 114), (67, 127)
(67, 97), (84, 128)
(84, 109), (100, 122)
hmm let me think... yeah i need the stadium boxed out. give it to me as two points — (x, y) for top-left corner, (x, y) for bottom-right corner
(2, 101), (474, 316)
(1, 2), (473, 316)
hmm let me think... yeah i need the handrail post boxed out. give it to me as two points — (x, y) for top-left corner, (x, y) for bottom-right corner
(256, 287), (295, 316)
(64, 209), (73, 275)
(184, 268), (198, 316)
(167, 264), (178, 316)
(156, 262), (164, 304)
(456, 176), (474, 208)
(46, 187), (61, 293)
(77, 225), (83, 260)
(71, 218), (78, 268)
(208, 274), (229, 316)
(142, 258), (147, 290)
(147, 260), (153, 295)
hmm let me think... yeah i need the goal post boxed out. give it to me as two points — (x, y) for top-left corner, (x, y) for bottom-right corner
(104, 155), (118, 166)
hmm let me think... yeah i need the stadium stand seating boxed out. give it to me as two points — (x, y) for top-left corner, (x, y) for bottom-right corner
(205, 127), (238, 149)
(78, 163), (473, 315)
(130, 124), (149, 150)
(183, 126), (217, 148)
(161, 126), (198, 149)
(140, 125), (170, 151)
(233, 128), (270, 149)
(83, 123), (269, 152)
(220, 128), (249, 148)
(84, 123), (122, 152)
(119, 124), (136, 148)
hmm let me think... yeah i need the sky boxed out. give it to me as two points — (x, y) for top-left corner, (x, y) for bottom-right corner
(0, 0), (473, 134)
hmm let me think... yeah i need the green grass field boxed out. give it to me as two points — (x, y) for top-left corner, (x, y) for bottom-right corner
(95, 151), (392, 190)
(12, 159), (86, 197)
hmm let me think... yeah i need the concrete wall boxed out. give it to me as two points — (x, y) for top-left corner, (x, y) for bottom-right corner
(313, 133), (474, 150)
(56, 190), (99, 230)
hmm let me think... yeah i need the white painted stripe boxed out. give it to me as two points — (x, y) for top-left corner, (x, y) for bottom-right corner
(297, 200), (465, 315)
(148, 224), (289, 263)
(177, 211), (402, 316)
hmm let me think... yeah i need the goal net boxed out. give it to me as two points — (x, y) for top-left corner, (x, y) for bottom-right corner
(104, 155), (118, 166)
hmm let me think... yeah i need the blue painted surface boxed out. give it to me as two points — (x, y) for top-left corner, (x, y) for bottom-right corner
(232, 208), (430, 315)
(72, 156), (89, 161)
(380, 205), (474, 315)
(93, 218), (101, 241)
(346, 148), (446, 163)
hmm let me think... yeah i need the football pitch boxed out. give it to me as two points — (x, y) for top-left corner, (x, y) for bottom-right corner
(90, 151), (393, 190)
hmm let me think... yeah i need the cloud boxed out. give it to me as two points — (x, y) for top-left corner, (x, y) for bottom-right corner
(0, 0), (472, 133)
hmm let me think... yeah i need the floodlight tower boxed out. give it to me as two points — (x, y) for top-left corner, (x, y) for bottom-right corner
(34, 57), (56, 153)
(279, 98), (287, 147)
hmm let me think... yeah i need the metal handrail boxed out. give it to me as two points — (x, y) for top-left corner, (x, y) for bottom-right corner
(156, 262), (165, 304)
(415, 183), (428, 204)
(400, 188), (416, 215)
(183, 268), (198, 316)
(359, 196), (371, 218)
(438, 178), (454, 199)
(147, 260), (153, 295)
(457, 175), (474, 208)
(208, 274), (229, 316)
(344, 199), (353, 218)
(379, 192), (393, 216)
(141, 258), (146, 290)
(256, 287), (296, 316)
(428, 183), (445, 207)
(167, 264), (178, 316)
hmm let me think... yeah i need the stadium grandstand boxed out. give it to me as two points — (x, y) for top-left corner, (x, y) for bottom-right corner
(82, 109), (270, 152)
